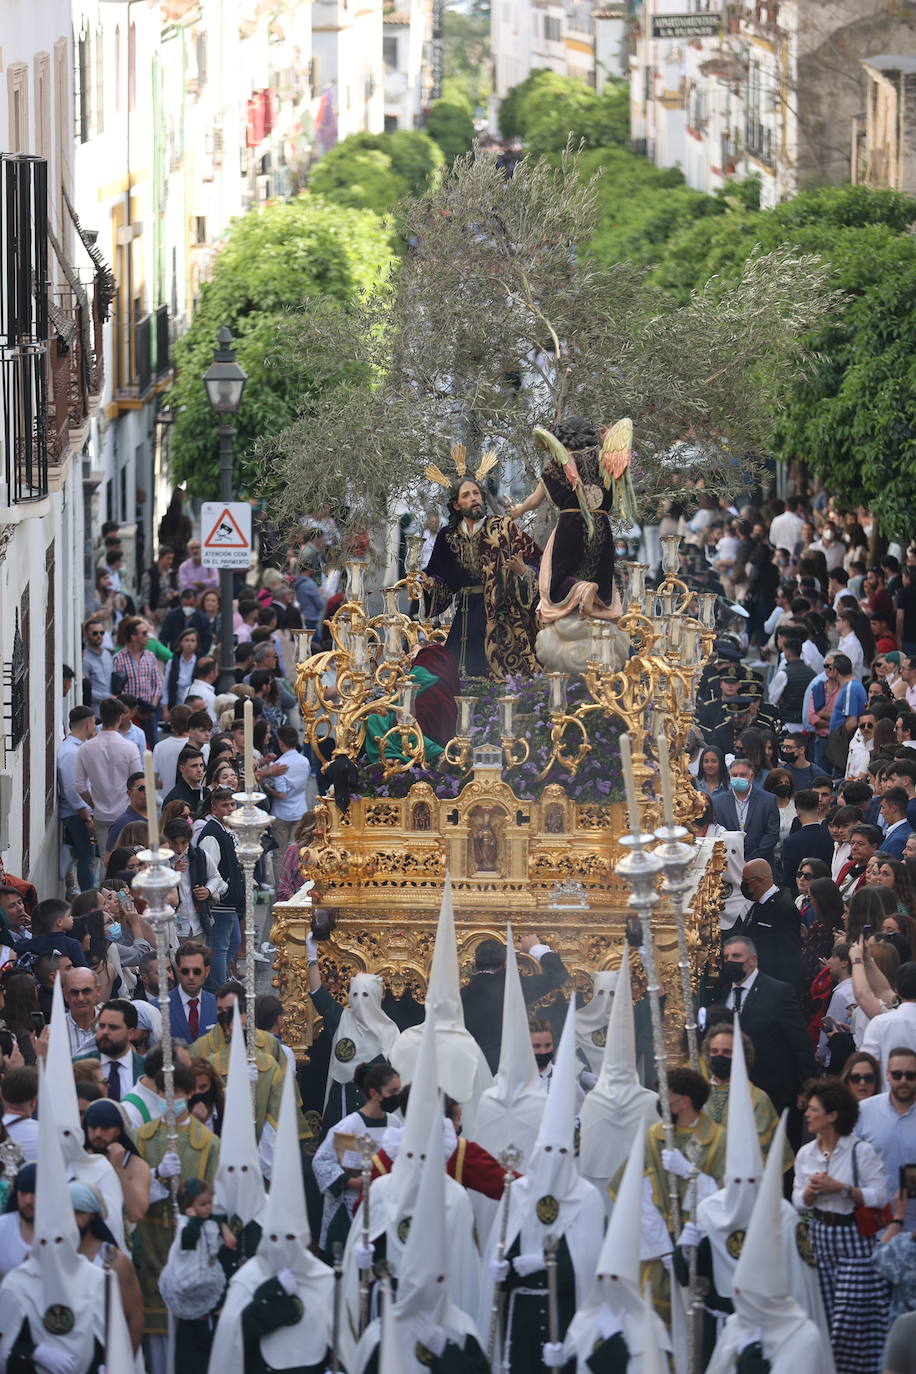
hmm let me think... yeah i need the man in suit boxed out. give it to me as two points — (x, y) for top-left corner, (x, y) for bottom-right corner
(460, 933), (569, 1073)
(739, 859), (803, 989)
(72, 998), (146, 1100)
(880, 786), (915, 859)
(711, 757), (780, 865)
(166, 941), (217, 1043)
(779, 788), (834, 897)
(704, 934), (815, 1143)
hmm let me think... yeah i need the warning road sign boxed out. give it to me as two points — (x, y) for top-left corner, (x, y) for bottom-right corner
(201, 502), (252, 569)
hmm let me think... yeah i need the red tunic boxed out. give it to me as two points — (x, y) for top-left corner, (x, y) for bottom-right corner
(366, 1137), (511, 1200)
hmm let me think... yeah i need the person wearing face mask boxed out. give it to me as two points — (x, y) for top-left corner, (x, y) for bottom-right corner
(307, 947), (400, 1130)
(701, 1022), (792, 1168)
(134, 1060), (220, 1374)
(705, 935), (815, 1144)
(737, 859), (804, 990)
(189, 983), (301, 1153)
(311, 1061), (401, 1256)
(712, 759), (781, 865)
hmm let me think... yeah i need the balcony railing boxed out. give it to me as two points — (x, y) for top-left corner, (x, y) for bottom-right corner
(0, 154), (50, 504)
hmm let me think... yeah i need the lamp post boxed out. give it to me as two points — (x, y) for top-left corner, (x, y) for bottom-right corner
(203, 326), (247, 693)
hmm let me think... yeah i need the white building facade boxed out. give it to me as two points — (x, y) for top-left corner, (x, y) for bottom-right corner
(630, 0), (916, 208)
(312, 0), (385, 143)
(1, 0), (96, 889)
(383, 0), (432, 131)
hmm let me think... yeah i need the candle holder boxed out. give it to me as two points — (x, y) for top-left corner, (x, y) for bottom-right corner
(444, 695), (475, 770)
(660, 534), (682, 577)
(227, 792), (271, 1070)
(614, 831), (680, 1233)
(405, 534), (423, 573)
(132, 845), (180, 1215)
(498, 693), (529, 769)
(652, 821), (700, 1070)
(346, 558), (369, 604)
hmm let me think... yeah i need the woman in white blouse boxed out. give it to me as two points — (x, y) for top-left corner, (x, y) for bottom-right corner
(793, 1078), (890, 1374)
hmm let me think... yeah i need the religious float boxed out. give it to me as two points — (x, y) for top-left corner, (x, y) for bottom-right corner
(270, 488), (728, 1067)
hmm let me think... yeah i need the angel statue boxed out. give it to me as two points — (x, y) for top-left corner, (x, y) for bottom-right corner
(507, 415), (635, 674)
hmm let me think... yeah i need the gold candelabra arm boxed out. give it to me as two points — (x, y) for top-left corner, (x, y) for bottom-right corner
(376, 719), (427, 777)
(444, 735), (472, 770)
(502, 735), (529, 769)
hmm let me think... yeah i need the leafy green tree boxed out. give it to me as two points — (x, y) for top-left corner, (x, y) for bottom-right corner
(650, 183), (916, 535)
(426, 100), (475, 165)
(497, 71), (629, 153)
(314, 130), (444, 200)
(497, 70), (548, 141)
(309, 146), (408, 214)
(167, 195), (394, 496)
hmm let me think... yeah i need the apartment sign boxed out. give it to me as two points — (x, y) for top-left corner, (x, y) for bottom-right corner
(652, 14), (721, 38)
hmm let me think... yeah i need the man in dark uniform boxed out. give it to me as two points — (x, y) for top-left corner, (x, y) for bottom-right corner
(460, 934), (569, 1073)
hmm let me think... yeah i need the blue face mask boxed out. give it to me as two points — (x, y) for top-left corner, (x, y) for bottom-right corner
(730, 776), (751, 795)
(107, 922), (122, 942)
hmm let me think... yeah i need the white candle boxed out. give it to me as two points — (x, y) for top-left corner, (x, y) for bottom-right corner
(144, 749), (159, 850)
(243, 697), (255, 793)
(619, 732), (641, 838)
(656, 729), (674, 828)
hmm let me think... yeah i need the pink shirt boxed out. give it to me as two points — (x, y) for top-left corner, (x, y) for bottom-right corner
(178, 558), (219, 592)
(73, 729), (141, 819)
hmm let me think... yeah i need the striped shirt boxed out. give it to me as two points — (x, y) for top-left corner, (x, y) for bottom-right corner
(112, 647), (161, 703)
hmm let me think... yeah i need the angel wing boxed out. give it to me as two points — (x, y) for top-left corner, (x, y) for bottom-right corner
(599, 418), (634, 487)
(532, 425), (594, 538)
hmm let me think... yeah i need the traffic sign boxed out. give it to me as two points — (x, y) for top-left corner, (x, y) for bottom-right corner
(201, 501), (252, 569)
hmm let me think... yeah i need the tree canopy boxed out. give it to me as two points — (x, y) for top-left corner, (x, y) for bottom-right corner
(498, 70), (628, 155)
(425, 99), (476, 165)
(258, 149), (832, 538)
(167, 195), (394, 496)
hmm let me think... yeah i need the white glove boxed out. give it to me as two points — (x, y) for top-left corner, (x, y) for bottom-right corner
(307, 933), (319, 961)
(248, 1061), (260, 1082)
(353, 1242), (375, 1270)
(543, 1343), (566, 1368)
(578, 1070), (598, 1091)
(513, 1251), (546, 1277)
(157, 1150), (182, 1179)
(33, 1346), (79, 1374)
(277, 1267), (297, 1295)
(415, 1314), (447, 1358)
(678, 1221), (701, 1249)
(487, 1257), (510, 1284)
(662, 1147), (692, 1179)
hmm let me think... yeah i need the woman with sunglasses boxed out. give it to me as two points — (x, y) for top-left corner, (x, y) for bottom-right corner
(803, 878), (847, 1006)
(793, 1077), (889, 1374)
(839, 1051), (881, 1102)
(797, 858), (829, 925)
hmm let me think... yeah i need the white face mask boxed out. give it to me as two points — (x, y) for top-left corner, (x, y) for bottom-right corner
(183, 605), (194, 617)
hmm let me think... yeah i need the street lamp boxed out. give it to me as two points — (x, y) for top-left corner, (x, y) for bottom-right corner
(203, 326), (247, 693)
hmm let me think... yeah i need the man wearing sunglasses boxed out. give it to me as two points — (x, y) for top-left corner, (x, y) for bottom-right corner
(862, 963), (916, 1072)
(857, 1048), (916, 1229)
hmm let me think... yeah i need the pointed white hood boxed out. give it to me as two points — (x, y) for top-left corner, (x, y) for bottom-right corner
(697, 1015), (763, 1297)
(391, 875), (493, 1125)
(46, 975), (84, 1155)
(33, 1063), (85, 1310)
(326, 973), (399, 1098)
(46, 976), (126, 1249)
(514, 997), (581, 1254)
(575, 969), (619, 1074)
(214, 1006), (267, 1226)
(579, 949), (658, 1185)
(392, 1103), (450, 1320)
(731, 1113), (810, 1342)
(388, 1011), (444, 1219)
(474, 924), (546, 1166)
(259, 1060), (319, 1277)
(568, 1120), (647, 1341)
